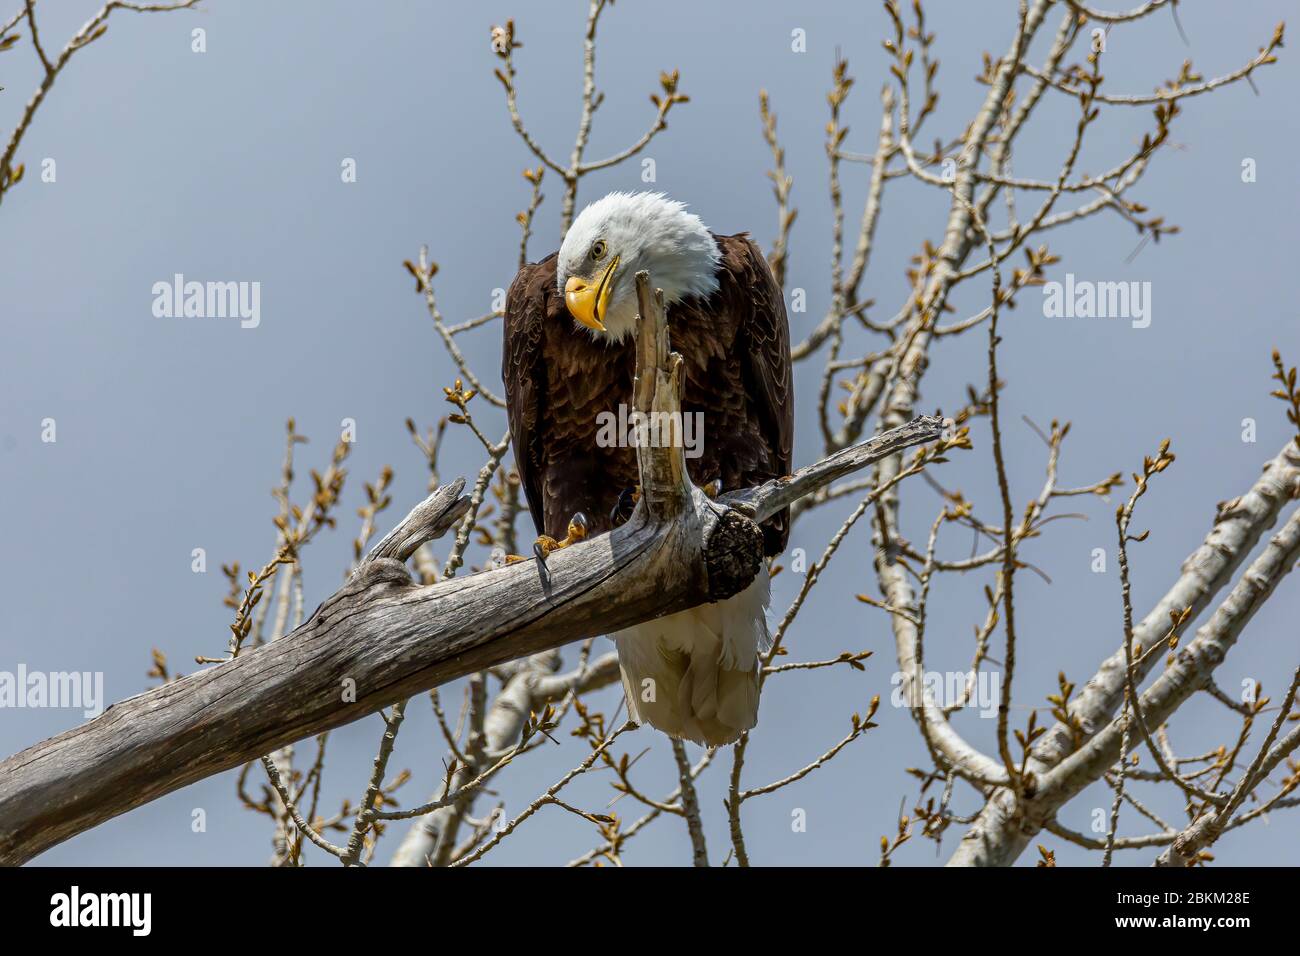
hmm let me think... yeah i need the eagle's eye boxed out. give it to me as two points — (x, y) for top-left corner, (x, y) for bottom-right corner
(589, 240), (607, 262)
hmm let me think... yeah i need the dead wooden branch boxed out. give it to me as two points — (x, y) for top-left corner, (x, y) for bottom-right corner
(0, 271), (945, 866)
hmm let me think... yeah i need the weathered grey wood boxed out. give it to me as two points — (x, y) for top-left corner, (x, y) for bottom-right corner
(0, 271), (945, 865)
(0, 480), (735, 866)
(722, 414), (949, 524)
(364, 479), (471, 563)
(633, 271), (692, 519)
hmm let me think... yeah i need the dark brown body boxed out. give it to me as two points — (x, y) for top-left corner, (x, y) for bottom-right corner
(503, 233), (793, 555)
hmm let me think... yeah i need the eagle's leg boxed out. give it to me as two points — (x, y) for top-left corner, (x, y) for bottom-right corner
(505, 512), (589, 565)
(609, 485), (642, 525)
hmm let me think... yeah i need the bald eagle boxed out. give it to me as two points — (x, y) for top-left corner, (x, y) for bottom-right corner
(503, 191), (792, 746)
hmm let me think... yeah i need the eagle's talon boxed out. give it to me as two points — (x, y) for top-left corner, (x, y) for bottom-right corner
(533, 536), (559, 564)
(531, 514), (587, 566)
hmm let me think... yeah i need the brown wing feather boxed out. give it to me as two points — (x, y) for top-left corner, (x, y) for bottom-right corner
(668, 234), (793, 554)
(715, 233), (793, 553)
(723, 234), (793, 475)
(502, 253), (560, 537)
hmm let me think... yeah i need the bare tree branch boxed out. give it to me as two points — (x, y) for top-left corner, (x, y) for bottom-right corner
(0, 273), (944, 866)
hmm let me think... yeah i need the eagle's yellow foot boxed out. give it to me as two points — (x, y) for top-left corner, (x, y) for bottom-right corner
(502, 513), (590, 566)
(532, 512), (589, 563)
(701, 479), (722, 498)
(610, 485), (641, 525)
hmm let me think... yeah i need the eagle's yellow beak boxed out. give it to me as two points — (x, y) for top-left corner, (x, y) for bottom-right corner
(564, 255), (619, 332)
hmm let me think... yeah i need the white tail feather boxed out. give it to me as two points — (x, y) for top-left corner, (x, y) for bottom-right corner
(613, 570), (771, 746)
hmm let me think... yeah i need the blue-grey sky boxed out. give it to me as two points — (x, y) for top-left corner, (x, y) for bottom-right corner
(2, 0), (1297, 866)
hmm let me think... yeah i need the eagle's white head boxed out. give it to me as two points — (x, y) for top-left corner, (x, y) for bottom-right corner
(556, 191), (721, 342)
